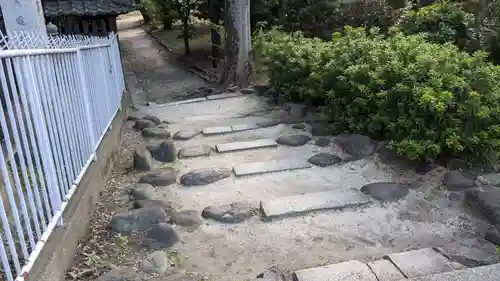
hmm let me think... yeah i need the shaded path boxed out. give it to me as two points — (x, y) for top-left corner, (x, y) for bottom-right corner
(117, 16), (207, 104)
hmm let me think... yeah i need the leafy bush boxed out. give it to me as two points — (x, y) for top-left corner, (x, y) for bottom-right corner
(255, 27), (500, 162)
(396, 2), (473, 46)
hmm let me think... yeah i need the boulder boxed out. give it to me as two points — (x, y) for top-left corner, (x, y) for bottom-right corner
(314, 137), (330, 147)
(139, 168), (177, 186)
(180, 168), (231, 186)
(334, 134), (376, 159)
(135, 119), (156, 130)
(130, 183), (157, 200)
(142, 128), (171, 138)
(169, 210), (203, 227)
(257, 120), (280, 128)
(485, 227), (500, 246)
(443, 170), (476, 190)
(150, 140), (177, 162)
(466, 187), (500, 225)
(173, 129), (201, 140)
(145, 223), (180, 248)
(134, 144), (153, 171)
(133, 199), (175, 214)
(309, 122), (335, 137)
(476, 173), (500, 186)
(143, 114), (162, 125)
(256, 266), (286, 281)
(292, 123), (307, 130)
(178, 145), (212, 159)
(202, 202), (254, 223)
(109, 208), (169, 235)
(141, 251), (169, 274)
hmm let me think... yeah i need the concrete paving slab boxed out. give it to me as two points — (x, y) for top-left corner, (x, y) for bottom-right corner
(293, 260), (377, 281)
(233, 159), (312, 176)
(386, 248), (455, 278)
(403, 263), (500, 281)
(216, 139), (278, 153)
(368, 259), (405, 281)
(261, 189), (372, 219)
(231, 124), (260, 132)
(165, 97), (207, 106)
(206, 92), (243, 100)
(203, 126), (233, 135)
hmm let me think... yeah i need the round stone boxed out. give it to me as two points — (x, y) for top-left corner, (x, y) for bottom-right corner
(276, 134), (311, 146)
(360, 182), (409, 202)
(308, 153), (342, 167)
(180, 168), (231, 186)
(314, 137), (330, 147)
(150, 140), (177, 163)
(135, 119), (156, 130)
(134, 144), (153, 171)
(142, 128), (171, 138)
(257, 120), (280, 128)
(169, 210), (202, 227)
(143, 114), (162, 125)
(292, 123), (307, 130)
(202, 202), (254, 223)
(109, 208), (169, 235)
(178, 145), (212, 159)
(134, 199), (175, 214)
(145, 223), (180, 249)
(334, 134), (376, 159)
(130, 183), (157, 200)
(141, 251), (169, 274)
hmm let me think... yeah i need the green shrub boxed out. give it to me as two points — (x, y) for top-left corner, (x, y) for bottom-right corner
(255, 27), (500, 162)
(396, 1), (473, 46)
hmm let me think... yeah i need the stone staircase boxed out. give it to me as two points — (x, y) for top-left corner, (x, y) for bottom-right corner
(126, 89), (500, 281)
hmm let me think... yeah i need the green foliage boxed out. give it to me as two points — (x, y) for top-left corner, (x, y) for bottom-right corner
(396, 1), (473, 46)
(255, 27), (500, 162)
(142, 0), (178, 29)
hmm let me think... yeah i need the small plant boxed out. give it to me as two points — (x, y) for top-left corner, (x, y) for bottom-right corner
(167, 250), (182, 266)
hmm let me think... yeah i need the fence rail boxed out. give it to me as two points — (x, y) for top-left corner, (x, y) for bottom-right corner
(0, 31), (125, 281)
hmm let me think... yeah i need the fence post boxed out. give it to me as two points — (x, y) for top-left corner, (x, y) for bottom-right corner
(76, 48), (97, 154)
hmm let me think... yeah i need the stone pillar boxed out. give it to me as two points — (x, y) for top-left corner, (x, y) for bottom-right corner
(0, 0), (47, 39)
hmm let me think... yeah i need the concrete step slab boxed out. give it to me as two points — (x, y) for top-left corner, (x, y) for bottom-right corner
(164, 97), (207, 106)
(206, 92), (243, 100)
(293, 260), (377, 281)
(233, 159), (312, 176)
(261, 188), (372, 219)
(216, 139), (278, 153)
(367, 259), (405, 281)
(404, 263), (500, 281)
(203, 126), (233, 135)
(385, 248), (455, 278)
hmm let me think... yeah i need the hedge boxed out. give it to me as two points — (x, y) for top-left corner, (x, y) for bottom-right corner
(254, 27), (500, 162)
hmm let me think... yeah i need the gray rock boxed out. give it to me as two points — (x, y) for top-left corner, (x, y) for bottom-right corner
(252, 84), (270, 95)
(142, 128), (171, 138)
(178, 145), (212, 159)
(466, 187), (500, 225)
(256, 266), (286, 281)
(109, 208), (169, 235)
(130, 183), (156, 200)
(126, 113), (141, 121)
(180, 168), (231, 186)
(173, 129), (201, 140)
(314, 137), (330, 147)
(146, 143), (158, 152)
(283, 103), (307, 119)
(143, 114), (162, 125)
(309, 122), (334, 136)
(447, 192), (462, 201)
(308, 153), (342, 167)
(133, 199), (175, 214)
(139, 168), (177, 186)
(135, 119), (156, 130)
(145, 223), (180, 248)
(95, 267), (141, 281)
(443, 171), (476, 190)
(134, 144), (153, 171)
(360, 182), (409, 202)
(141, 251), (169, 274)
(151, 140), (177, 163)
(202, 202), (254, 223)
(292, 123), (307, 130)
(334, 134), (376, 159)
(257, 120), (280, 128)
(240, 88), (256, 94)
(476, 173), (500, 186)
(276, 134), (311, 146)
(169, 210), (203, 227)
(446, 254), (491, 268)
(156, 273), (198, 281)
(227, 86), (239, 92)
(485, 227), (500, 246)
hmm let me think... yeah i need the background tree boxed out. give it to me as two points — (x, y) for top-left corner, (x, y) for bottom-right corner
(220, 0), (253, 87)
(173, 0), (198, 55)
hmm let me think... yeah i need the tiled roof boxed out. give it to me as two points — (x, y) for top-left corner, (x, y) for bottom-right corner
(43, 0), (136, 16)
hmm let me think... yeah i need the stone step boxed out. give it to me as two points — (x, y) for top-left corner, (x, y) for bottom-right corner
(260, 188), (372, 219)
(233, 159), (312, 176)
(202, 124), (260, 135)
(216, 139), (278, 153)
(405, 263), (500, 281)
(367, 259), (406, 281)
(385, 248), (456, 278)
(293, 260), (377, 281)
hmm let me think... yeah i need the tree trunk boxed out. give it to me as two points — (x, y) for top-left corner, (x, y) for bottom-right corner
(182, 17), (190, 55)
(139, 7), (151, 24)
(209, 0), (221, 68)
(278, 0), (287, 25)
(220, 0), (252, 87)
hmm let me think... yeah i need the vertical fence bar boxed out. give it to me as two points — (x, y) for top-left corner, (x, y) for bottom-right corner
(0, 231), (14, 281)
(76, 49), (97, 151)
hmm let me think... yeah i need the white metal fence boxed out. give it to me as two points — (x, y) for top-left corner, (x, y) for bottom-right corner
(0, 31), (125, 281)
